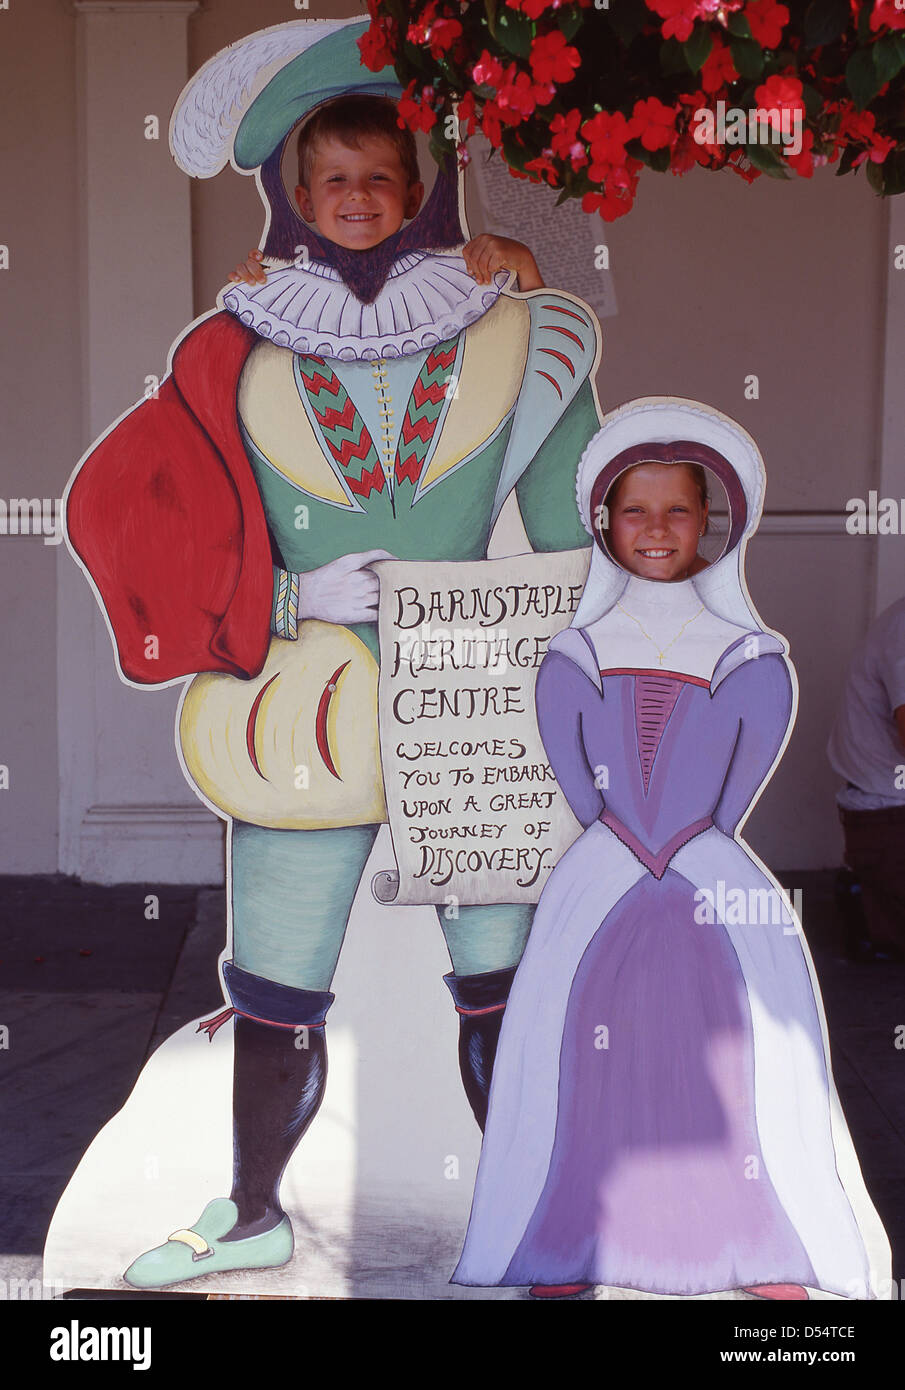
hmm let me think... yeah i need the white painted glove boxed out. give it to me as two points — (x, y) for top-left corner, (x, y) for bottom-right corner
(296, 549), (396, 625)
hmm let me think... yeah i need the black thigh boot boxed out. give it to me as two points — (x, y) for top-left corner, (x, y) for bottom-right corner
(219, 964), (333, 1242)
(443, 965), (517, 1132)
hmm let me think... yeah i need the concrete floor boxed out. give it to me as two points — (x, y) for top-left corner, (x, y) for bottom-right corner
(1, 869), (902, 1297)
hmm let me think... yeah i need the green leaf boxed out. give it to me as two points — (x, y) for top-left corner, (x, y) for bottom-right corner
(607, 0), (653, 47)
(857, 0), (873, 42)
(428, 132), (452, 167)
(744, 142), (790, 178)
(484, 0), (499, 39)
(557, 4), (584, 41)
(873, 34), (905, 87)
(626, 139), (672, 172)
(835, 142), (860, 176)
(802, 0), (850, 50)
(729, 34), (765, 80)
(683, 24), (713, 74)
(801, 83), (824, 120)
(727, 12), (752, 38)
(865, 156), (885, 193)
(501, 131), (530, 170)
(881, 150), (905, 196)
(846, 46), (883, 109)
(496, 8), (533, 58)
(660, 37), (688, 76)
(646, 145), (673, 172)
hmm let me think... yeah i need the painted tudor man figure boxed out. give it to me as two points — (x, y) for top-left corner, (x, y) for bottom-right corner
(65, 17), (601, 1285)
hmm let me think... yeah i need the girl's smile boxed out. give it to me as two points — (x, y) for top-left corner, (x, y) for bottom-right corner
(603, 462), (708, 582)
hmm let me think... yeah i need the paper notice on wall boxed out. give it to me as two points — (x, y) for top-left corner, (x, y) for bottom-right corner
(374, 549), (591, 907)
(468, 136), (618, 319)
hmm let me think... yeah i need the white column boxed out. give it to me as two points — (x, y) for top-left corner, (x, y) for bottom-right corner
(875, 195), (905, 618)
(58, 0), (223, 883)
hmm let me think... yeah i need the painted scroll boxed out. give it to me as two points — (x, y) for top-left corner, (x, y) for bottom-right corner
(375, 549), (590, 905)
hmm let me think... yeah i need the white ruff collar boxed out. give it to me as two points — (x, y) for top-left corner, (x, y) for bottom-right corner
(221, 251), (513, 361)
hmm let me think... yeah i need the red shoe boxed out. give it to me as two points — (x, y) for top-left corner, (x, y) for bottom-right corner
(744, 1284), (809, 1300)
(529, 1283), (592, 1298)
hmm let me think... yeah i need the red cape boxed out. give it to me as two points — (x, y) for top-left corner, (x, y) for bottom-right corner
(66, 313), (272, 684)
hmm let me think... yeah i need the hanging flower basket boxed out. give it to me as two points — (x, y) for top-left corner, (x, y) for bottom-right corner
(359, 0), (905, 220)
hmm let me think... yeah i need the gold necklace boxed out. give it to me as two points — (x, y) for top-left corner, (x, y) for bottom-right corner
(615, 601), (705, 666)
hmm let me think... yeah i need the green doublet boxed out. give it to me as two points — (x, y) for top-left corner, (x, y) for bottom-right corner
(227, 289), (600, 984)
(241, 348), (512, 565)
(238, 291), (598, 658)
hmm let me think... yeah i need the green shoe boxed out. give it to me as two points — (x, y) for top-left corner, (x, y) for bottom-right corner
(123, 1198), (293, 1289)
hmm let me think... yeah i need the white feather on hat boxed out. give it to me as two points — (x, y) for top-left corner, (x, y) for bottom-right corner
(169, 17), (358, 178)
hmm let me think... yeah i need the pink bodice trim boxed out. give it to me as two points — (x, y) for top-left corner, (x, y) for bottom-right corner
(598, 811), (714, 880)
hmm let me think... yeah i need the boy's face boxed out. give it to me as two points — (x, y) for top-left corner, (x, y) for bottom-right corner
(295, 134), (424, 251)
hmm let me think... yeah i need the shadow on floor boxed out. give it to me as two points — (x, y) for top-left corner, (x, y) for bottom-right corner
(0, 869), (902, 1284)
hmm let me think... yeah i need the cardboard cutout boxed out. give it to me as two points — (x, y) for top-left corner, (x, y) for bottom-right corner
(56, 16), (603, 1296)
(453, 399), (892, 1298)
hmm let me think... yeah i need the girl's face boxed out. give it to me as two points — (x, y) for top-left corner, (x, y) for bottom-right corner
(603, 463), (708, 583)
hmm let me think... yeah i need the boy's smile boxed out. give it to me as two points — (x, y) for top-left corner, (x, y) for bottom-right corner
(295, 134), (424, 251)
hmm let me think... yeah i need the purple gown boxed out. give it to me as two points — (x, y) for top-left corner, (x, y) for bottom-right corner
(452, 631), (876, 1296)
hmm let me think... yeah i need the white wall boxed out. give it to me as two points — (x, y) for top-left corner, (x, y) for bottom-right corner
(0, 0), (897, 876)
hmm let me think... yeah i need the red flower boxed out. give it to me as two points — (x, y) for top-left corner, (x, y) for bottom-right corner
(745, 0), (790, 49)
(358, 18), (396, 71)
(497, 67), (537, 118)
(750, 74), (805, 149)
(644, 0), (719, 42)
(507, 0), (563, 17)
(497, 65), (554, 118)
(671, 129), (719, 172)
(755, 73), (805, 113)
(529, 30), (581, 85)
(581, 110), (634, 167)
(726, 150), (763, 183)
(836, 105), (897, 164)
(456, 90), (479, 138)
(674, 90), (723, 168)
(582, 158), (642, 221)
(408, 10), (464, 59)
(524, 150), (562, 185)
(784, 126), (815, 177)
(551, 108), (589, 168)
(472, 49), (506, 89)
(701, 36), (739, 94)
(630, 96), (679, 151)
(481, 99), (521, 148)
(482, 103), (504, 149)
(869, 0), (905, 30)
(397, 81), (438, 134)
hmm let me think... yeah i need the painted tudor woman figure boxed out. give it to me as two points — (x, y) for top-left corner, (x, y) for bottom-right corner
(453, 397), (891, 1299)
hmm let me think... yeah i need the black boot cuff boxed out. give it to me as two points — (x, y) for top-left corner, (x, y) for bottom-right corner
(443, 965), (518, 1013)
(223, 962), (335, 1027)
